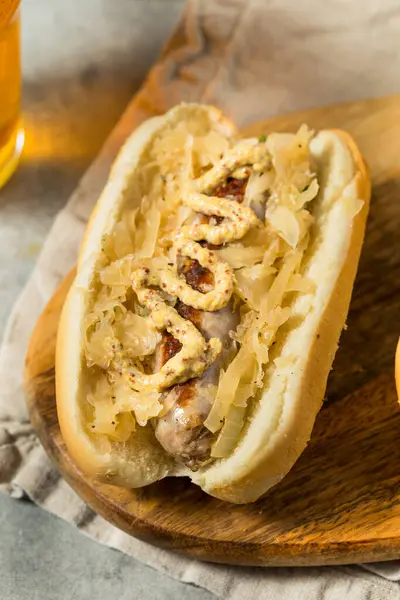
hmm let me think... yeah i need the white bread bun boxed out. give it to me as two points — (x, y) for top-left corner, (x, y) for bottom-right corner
(56, 104), (370, 503)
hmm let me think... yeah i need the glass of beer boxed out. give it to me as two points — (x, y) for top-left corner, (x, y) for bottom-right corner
(0, 3), (24, 189)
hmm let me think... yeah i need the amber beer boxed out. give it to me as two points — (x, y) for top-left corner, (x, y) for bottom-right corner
(0, 5), (23, 188)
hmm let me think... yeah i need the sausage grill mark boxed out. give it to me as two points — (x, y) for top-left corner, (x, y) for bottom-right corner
(161, 332), (183, 365)
(214, 177), (249, 201)
(181, 257), (214, 294)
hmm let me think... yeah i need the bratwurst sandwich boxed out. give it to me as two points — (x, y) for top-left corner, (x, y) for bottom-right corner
(56, 103), (370, 503)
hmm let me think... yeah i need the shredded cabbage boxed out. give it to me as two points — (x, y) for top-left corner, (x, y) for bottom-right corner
(115, 312), (160, 358)
(265, 250), (301, 313)
(204, 349), (251, 433)
(286, 274), (316, 294)
(235, 264), (276, 311)
(204, 304), (291, 445)
(133, 196), (161, 259)
(83, 316), (120, 370)
(216, 245), (265, 269)
(266, 205), (300, 248)
(211, 403), (248, 458)
(113, 219), (134, 259)
(267, 125), (315, 193)
(194, 130), (230, 169)
(243, 170), (274, 216)
(205, 126), (319, 456)
(100, 255), (138, 287)
(87, 376), (136, 442)
(111, 372), (162, 426)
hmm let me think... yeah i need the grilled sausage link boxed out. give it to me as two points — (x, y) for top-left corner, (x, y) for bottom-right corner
(154, 178), (247, 469)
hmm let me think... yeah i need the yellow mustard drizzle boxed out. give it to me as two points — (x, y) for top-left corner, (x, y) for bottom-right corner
(130, 141), (269, 392)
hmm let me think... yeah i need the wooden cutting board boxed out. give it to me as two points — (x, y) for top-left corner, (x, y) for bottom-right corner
(25, 96), (400, 567)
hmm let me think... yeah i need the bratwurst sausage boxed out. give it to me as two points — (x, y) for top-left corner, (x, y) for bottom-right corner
(154, 178), (248, 469)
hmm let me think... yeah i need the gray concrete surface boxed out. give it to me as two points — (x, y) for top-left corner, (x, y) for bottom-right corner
(0, 494), (214, 600)
(0, 0), (216, 598)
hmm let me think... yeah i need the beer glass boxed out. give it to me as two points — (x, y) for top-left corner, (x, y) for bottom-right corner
(0, 4), (23, 189)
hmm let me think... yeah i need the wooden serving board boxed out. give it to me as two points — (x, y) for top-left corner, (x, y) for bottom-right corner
(25, 96), (400, 566)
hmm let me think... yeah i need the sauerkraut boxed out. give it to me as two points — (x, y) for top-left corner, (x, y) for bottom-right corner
(82, 120), (320, 456)
(87, 375), (137, 441)
(202, 126), (321, 456)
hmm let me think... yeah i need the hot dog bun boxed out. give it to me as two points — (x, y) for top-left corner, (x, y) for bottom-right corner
(56, 104), (370, 503)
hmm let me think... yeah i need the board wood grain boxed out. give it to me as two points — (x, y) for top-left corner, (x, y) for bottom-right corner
(25, 96), (400, 566)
